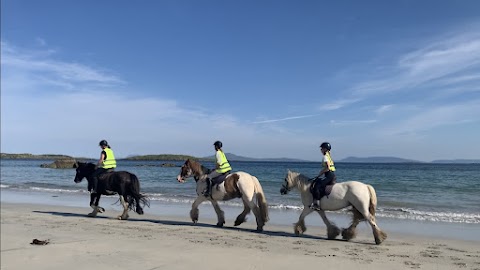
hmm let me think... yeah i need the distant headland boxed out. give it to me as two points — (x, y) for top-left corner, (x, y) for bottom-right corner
(1, 153), (478, 164)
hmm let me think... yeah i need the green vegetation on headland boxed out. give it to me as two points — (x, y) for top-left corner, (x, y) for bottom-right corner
(1, 153), (77, 160)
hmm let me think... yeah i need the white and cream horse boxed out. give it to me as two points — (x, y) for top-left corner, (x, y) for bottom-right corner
(280, 170), (387, 244)
(177, 159), (269, 231)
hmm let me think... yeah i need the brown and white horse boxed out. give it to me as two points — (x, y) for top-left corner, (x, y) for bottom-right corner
(176, 159), (269, 231)
(280, 170), (387, 244)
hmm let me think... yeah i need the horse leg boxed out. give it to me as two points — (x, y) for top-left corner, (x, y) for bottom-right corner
(211, 200), (225, 227)
(88, 194), (101, 217)
(317, 210), (340, 239)
(190, 196), (207, 224)
(342, 208), (362, 241)
(294, 208), (314, 235)
(118, 195), (129, 220)
(351, 196), (387, 245)
(243, 195), (265, 232)
(234, 198), (251, 227)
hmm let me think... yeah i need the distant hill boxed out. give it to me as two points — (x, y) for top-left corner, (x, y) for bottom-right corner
(203, 153), (312, 162)
(339, 156), (422, 163)
(0, 153), (86, 160)
(431, 159), (480, 164)
(122, 154), (203, 161)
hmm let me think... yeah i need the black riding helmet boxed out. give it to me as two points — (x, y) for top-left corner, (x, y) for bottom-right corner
(213, 141), (222, 148)
(320, 142), (331, 151)
(99, 140), (108, 147)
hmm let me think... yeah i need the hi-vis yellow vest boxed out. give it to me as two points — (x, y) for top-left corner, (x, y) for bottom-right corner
(323, 152), (336, 172)
(216, 150), (232, 173)
(101, 148), (117, 169)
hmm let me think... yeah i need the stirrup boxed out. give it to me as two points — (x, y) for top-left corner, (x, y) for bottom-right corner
(309, 203), (321, 211)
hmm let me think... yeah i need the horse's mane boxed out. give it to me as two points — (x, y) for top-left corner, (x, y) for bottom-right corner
(288, 170), (312, 189)
(186, 159), (211, 175)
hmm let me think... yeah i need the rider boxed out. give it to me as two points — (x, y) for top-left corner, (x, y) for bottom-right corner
(91, 140), (117, 193)
(202, 140), (232, 197)
(310, 142), (337, 210)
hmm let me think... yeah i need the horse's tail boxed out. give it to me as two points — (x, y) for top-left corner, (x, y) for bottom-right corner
(367, 184), (377, 217)
(253, 176), (269, 223)
(127, 173), (150, 215)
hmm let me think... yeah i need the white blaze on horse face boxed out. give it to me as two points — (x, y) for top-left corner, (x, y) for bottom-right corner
(176, 175), (185, 183)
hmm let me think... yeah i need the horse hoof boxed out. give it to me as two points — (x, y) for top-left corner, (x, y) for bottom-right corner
(216, 223), (224, 227)
(87, 213), (96, 217)
(256, 227), (263, 232)
(98, 207), (105, 213)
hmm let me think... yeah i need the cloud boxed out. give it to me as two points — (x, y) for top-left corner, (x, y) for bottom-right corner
(329, 119), (377, 126)
(375, 104), (394, 114)
(253, 114), (322, 124)
(351, 31), (480, 96)
(1, 42), (124, 90)
(317, 98), (361, 111)
(0, 42), (319, 160)
(381, 100), (480, 136)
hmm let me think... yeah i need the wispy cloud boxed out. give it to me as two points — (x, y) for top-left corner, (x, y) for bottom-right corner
(253, 114), (321, 124)
(381, 100), (480, 136)
(351, 30), (480, 96)
(329, 119), (377, 126)
(375, 104), (394, 114)
(1, 42), (124, 89)
(317, 98), (361, 111)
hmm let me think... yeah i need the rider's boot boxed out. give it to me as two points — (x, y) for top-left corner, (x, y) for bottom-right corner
(309, 199), (321, 211)
(202, 178), (211, 197)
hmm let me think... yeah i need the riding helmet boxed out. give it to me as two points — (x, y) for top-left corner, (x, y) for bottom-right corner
(99, 140), (109, 147)
(320, 142), (331, 151)
(213, 141), (223, 148)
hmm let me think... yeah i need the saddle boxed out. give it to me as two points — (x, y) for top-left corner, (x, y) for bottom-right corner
(211, 172), (230, 189)
(310, 178), (336, 197)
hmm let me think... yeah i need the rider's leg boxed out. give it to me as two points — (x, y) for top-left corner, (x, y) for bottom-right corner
(91, 168), (106, 193)
(203, 171), (220, 197)
(309, 178), (322, 210)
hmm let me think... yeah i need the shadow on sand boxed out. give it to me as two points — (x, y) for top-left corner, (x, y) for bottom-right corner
(32, 210), (374, 245)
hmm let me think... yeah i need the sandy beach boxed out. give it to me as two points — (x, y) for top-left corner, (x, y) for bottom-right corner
(1, 202), (479, 270)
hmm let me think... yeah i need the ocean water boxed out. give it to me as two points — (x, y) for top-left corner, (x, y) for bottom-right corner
(1, 159), (479, 225)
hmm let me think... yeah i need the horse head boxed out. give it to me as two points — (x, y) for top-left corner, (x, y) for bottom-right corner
(280, 170), (296, 195)
(177, 159), (194, 183)
(74, 162), (96, 183)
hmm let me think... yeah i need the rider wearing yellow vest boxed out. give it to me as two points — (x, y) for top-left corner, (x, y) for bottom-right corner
(310, 142), (337, 210)
(92, 140), (117, 193)
(203, 141), (232, 197)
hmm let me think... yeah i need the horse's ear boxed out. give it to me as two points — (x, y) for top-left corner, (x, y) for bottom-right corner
(74, 160), (79, 168)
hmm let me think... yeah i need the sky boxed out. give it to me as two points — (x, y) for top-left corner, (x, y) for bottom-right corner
(1, 0), (480, 162)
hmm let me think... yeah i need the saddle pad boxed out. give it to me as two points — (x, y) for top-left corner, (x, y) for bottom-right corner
(325, 184), (334, 196)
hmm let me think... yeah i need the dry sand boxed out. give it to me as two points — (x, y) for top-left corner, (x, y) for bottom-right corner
(1, 202), (479, 270)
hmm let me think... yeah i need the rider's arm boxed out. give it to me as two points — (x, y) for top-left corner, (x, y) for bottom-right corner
(98, 152), (106, 167)
(318, 155), (331, 177)
(215, 151), (222, 169)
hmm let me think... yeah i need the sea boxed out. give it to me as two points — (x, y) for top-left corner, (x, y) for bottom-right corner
(1, 159), (479, 240)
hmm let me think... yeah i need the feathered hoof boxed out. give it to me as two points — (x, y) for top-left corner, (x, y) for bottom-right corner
(342, 228), (357, 241)
(87, 212), (97, 217)
(117, 214), (129, 220)
(256, 227), (263, 232)
(327, 225), (341, 239)
(98, 207), (105, 213)
(375, 230), (388, 245)
(216, 222), (224, 227)
(294, 225), (304, 236)
(136, 208), (144, 215)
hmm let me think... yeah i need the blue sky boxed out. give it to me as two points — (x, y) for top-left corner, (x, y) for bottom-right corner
(1, 0), (480, 162)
